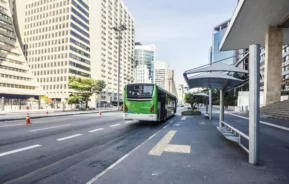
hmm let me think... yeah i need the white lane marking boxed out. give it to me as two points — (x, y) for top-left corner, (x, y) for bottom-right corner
(149, 133), (157, 140)
(173, 124), (180, 126)
(181, 117), (186, 120)
(29, 124), (71, 132)
(0, 144), (41, 157)
(125, 121), (133, 124)
(0, 124), (24, 128)
(226, 112), (289, 132)
(162, 125), (168, 129)
(89, 128), (104, 133)
(149, 130), (191, 156)
(86, 118), (175, 184)
(57, 134), (82, 141)
(199, 122), (206, 125)
(110, 124), (120, 127)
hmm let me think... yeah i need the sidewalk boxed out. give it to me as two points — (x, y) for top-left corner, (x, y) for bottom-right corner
(0, 108), (118, 121)
(87, 112), (289, 184)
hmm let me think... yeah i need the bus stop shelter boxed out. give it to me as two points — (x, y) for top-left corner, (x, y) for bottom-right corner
(184, 62), (248, 119)
(219, 0), (289, 164)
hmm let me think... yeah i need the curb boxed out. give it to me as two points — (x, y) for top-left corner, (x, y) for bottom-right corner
(0, 110), (120, 122)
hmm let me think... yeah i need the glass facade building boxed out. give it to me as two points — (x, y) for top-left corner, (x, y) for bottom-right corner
(212, 20), (236, 65)
(134, 44), (155, 83)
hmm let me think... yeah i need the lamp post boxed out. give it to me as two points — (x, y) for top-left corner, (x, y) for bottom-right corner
(111, 25), (127, 109)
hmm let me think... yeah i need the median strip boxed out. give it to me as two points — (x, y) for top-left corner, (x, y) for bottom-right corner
(57, 134), (82, 141)
(0, 144), (42, 157)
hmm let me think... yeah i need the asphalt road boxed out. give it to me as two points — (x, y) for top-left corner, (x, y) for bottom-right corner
(0, 111), (174, 184)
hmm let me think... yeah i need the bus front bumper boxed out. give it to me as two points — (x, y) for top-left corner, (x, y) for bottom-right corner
(123, 113), (157, 121)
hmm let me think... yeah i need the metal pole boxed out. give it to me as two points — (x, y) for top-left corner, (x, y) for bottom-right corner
(219, 89), (224, 128)
(249, 44), (260, 165)
(38, 97), (41, 110)
(209, 89), (212, 120)
(1, 97), (4, 111)
(117, 31), (121, 110)
(206, 99), (208, 114)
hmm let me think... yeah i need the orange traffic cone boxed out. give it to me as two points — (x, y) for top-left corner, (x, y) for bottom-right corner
(26, 113), (31, 124)
(99, 111), (102, 116)
(46, 111), (48, 115)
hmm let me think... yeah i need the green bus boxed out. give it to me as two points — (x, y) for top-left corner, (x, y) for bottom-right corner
(123, 83), (177, 121)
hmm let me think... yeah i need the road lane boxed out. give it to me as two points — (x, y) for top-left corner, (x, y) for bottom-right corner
(110, 124), (121, 127)
(0, 144), (42, 157)
(0, 113), (125, 146)
(29, 124), (72, 132)
(88, 128), (104, 133)
(0, 112), (176, 183)
(57, 134), (83, 141)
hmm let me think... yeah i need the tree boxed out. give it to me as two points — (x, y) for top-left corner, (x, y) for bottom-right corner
(41, 95), (49, 111)
(28, 97), (37, 102)
(41, 95), (49, 105)
(184, 93), (203, 109)
(68, 76), (106, 108)
(67, 94), (82, 106)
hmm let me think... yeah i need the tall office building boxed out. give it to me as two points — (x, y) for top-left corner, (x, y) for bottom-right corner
(89, 0), (135, 105)
(134, 44), (155, 83)
(177, 84), (185, 105)
(134, 65), (150, 83)
(261, 45), (289, 95)
(212, 20), (236, 65)
(15, 0), (91, 102)
(0, 0), (43, 110)
(154, 60), (168, 90)
(167, 69), (177, 96)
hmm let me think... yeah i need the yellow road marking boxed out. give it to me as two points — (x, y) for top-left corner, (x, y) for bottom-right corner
(148, 130), (191, 156)
(164, 144), (191, 153)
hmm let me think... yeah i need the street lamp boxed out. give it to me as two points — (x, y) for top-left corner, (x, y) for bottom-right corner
(111, 24), (127, 109)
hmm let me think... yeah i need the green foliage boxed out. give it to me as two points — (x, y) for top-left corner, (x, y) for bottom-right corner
(213, 100), (220, 105)
(183, 110), (200, 113)
(68, 76), (106, 108)
(184, 93), (204, 109)
(67, 94), (82, 105)
(41, 96), (49, 104)
(28, 97), (37, 102)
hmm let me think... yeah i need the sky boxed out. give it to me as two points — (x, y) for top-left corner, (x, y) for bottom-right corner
(123, 0), (237, 86)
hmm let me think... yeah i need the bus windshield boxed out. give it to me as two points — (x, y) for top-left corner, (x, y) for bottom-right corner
(127, 84), (154, 98)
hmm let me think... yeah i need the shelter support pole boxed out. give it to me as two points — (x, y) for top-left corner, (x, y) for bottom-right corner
(249, 44), (260, 165)
(209, 89), (212, 120)
(219, 90), (224, 128)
